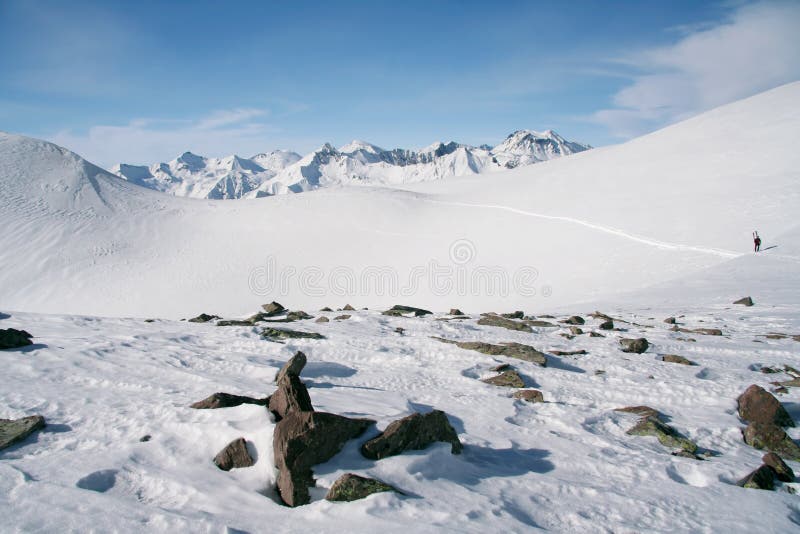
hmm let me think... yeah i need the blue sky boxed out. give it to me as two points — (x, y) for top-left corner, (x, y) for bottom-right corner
(1, 0), (799, 166)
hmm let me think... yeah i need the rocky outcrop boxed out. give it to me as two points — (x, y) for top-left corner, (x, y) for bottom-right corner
(188, 313), (220, 323)
(262, 301), (286, 316)
(0, 415), (46, 450)
(269, 375), (313, 421)
(315, 316), (330, 323)
(599, 320), (614, 330)
(0, 328), (33, 349)
(274, 411), (374, 507)
(482, 370), (525, 388)
(736, 464), (775, 490)
(626, 416), (698, 453)
(342, 304), (356, 311)
(733, 296), (754, 306)
(382, 305), (432, 317)
(619, 338), (649, 354)
(501, 311), (524, 319)
(762, 452), (795, 482)
(614, 406), (662, 419)
(661, 354), (696, 366)
(214, 437), (254, 471)
(743, 422), (800, 460)
(432, 338), (547, 366)
(190, 392), (269, 409)
(275, 351), (307, 383)
(361, 410), (462, 460)
(737, 385), (794, 427)
(261, 328), (326, 341)
(477, 315), (533, 332)
(449, 308), (465, 316)
(325, 473), (398, 502)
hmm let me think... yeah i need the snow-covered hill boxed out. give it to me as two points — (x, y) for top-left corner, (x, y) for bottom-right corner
(110, 130), (590, 199)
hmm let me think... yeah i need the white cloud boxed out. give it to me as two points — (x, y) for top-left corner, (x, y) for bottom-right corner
(589, 1), (800, 138)
(46, 109), (282, 168)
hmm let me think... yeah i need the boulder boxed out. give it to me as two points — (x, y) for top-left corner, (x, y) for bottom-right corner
(275, 351), (307, 383)
(361, 410), (462, 460)
(482, 370), (525, 388)
(619, 338), (649, 354)
(213, 437), (254, 471)
(216, 319), (254, 327)
(320, 307), (333, 312)
(0, 415), (46, 450)
(261, 328), (326, 341)
(627, 417), (697, 453)
(342, 304), (356, 311)
(476, 315), (533, 333)
(561, 316), (585, 325)
(569, 326), (583, 335)
(614, 406), (662, 420)
(315, 316), (330, 323)
(589, 331), (605, 338)
(736, 464), (775, 490)
(274, 412), (374, 507)
(664, 317), (677, 324)
(501, 311), (524, 319)
(513, 389), (544, 403)
(491, 363), (512, 372)
(734, 296), (754, 307)
(283, 311), (313, 321)
(262, 301), (286, 316)
(599, 320), (614, 330)
(432, 338), (546, 366)
(0, 328), (33, 349)
(762, 452), (795, 482)
(449, 308), (465, 316)
(737, 385), (794, 427)
(190, 392), (269, 409)
(743, 422), (800, 461)
(661, 354), (696, 366)
(325, 473), (397, 502)
(382, 305), (432, 317)
(187, 313), (220, 323)
(525, 320), (557, 328)
(269, 374), (313, 421)
(334, 314), (351, 320)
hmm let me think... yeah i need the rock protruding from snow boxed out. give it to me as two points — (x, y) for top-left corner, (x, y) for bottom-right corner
(213, 437), (254, 471)
(273, 411), (374, 507)
(620, 338), (650, 354)
(190, 392), (269, 409)
(477, 314), (533, 332)
(275, 351), (307, 383)
(433, 337), (547, 366)
(762, 452), (795, 482)
(513, 389), (545, 403)
(482, 370), (525, 388)
(736, 464), (775, 490)
(733, 296), (754, 306)
(0, 328), (33, 350)
(743, 422), (800, 460)
(361, 410), (463, 460)
(325, 473), (398, 502)
(0, 415), (46, 450)
(382, 305), (432, 317)
(269, 374), (314, 421)
(737, 385), (794, 427)
(626, 416), (698, 454)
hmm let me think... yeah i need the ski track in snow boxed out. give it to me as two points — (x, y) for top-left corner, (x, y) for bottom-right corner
(425, 199), (743, 259)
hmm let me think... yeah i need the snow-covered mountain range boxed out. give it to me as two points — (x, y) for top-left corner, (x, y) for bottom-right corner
(110, 130), (590, 199)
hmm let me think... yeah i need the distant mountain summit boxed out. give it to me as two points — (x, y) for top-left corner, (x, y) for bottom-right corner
(111, 130), (590, 199)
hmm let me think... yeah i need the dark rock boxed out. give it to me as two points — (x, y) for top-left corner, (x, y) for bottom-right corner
(325, 473), (397, 502)
(334, 314), (351, 320)
(627, 417), (697, 453)
(525, 320), (557, 328)
(777, 377), (800, 388)
(589, 331), (605, 338)
(661, 354), (696, 366)
(262, 301), (286, 316)
(449, 308), (465, 316)
(139, 434), (152, 442)
(476, 315), (533, 333)
(275, 351), (307, 383)
(734, 296), (754, 307)
(672, 450), (703, 460)
(482, 370), (525, 388)
(214, 437), (254, 471)
(599, 320), (614, 330)
(561, 316), (585, 325)
(737, 385), (794, 427)
(188, 313), (220, 323)
(762, 452), (795, 482)
(736, 464), (774, 490)
(432, 338), (546, 366)
(614, 406), (663, 420)
(513, 389), (544, 403)
(0, 415), (46, 450)
(743, 422), (800, 460)
(261, 328), (326, 341)
(0, 328), (33, 349)
(664, 317), (677, 324)
(144, 319), (155, 323)
(550, 349), (587, 356)
(286, 311), (314, 321)
(216, 319), (254, 326)
(589, 311), (614, 321)
(760, 366), (782, 374)
(382, 305), (432, 317)
(320, 307), (333, 312)
(569, 326), (583, 335)
(394, 327), (405, 335)
(269, 374), (314, 421)
(342, 304), (356, 311)
(191, 392), (269, 409)
(274, 411), (374, 507)
(361, 410), (462, 460)
(315, 316), (330, 323)
(619, 338), (649, 354)
(560, 333), (575, 340)
(501, 311), (524, 319)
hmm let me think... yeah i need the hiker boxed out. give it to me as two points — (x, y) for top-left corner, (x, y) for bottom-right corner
(753, 231), (761, 252)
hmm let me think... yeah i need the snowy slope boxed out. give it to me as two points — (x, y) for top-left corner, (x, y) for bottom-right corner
(110, 130), (589, 199)
(1, 83), (799, 320)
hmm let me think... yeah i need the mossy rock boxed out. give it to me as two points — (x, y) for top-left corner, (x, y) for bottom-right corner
(326, 473), (397, 502)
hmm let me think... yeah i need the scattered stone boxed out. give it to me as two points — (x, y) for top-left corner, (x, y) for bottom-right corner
(594, 369), (606, 376)
(334, 314), (351, 320)
(286, 310), (314, 321)
(382, 305), (431, 317)
(139, 434), (152, 442)
(482, 370), (525, 388)
(261, 328), (326, 341)
(760, 366), (782, 374)
(614, 406), (662, 420)
(737, 385), (794, 427)
(501, 311), (524, 319)
(214, 437), (254, 471)
(187, 313), (220, 323)
(773, 386), (789, 395)
(432, 338), (546, 366)
(538, 314), (555, 319)
(776, 377), (800, 388)
(0, 328), (33, 349)
(274, 412), (375, 507)
(599, 320), (614, 330)
(589, 331), (605, 338)
(491, 363), (512, 372)
(561, 316), (585, 325)
(449, 308), (465, 316)
(737, 464), (775, 490)
(477, 315), (533, 332)
(664, 317), (677, 324)
(191, 392), (269, 409)
(550, 349), (587, 356)
(524, 320), (557, 328)
(315, 316), (330, 323)
(394, 327), (405, 335)
(269, 374), (314, 421)
(0, 415), (46, 450)
(513, 389), (544, 403)
(569, 326), (583, 335)
(734, 296), (754, 307)
(326, 473), (398, 502)
(262, 301), (286, 316)
(661, 354), (696, 366)
(673, 326), (723, 336)
(627, 417), (698, 453)
(361, 410), (462, 460)
(762, 452), (795, 482)
(342, 304), (356, 311)
(275, 351), (307, 383)
(320, 307), (333, 312)
(216, 319), (254, 327)
(144, 319), (155, 323)
(589, 311), (614, 321)
(743, 422), (800, 460)
(619, 338), (649, 354)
